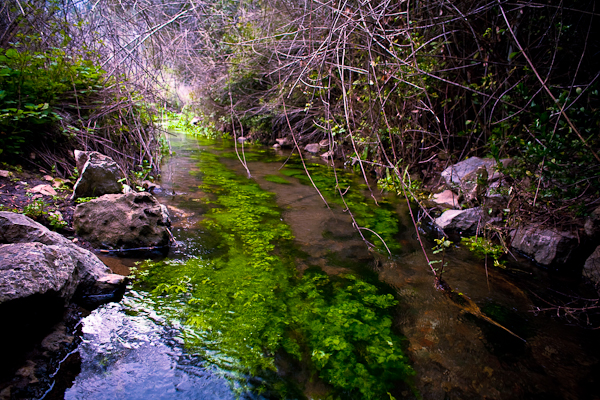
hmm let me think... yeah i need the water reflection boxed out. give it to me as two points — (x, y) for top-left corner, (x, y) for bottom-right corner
(65, 297), (239, 400)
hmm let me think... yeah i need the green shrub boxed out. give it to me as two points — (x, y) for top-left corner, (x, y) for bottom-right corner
(0, 43), (104, 157)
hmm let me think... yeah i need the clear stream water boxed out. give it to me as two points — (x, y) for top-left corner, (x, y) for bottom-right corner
(63, 133), (599, 400)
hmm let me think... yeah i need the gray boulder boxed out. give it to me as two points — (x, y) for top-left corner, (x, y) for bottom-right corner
(72, 151), (124, 199)
(74, 191), (171, 250)
(441, 157), (497, 186)
(434, 207), (482, 234)
(441, 157), (511, 201)
(509, 226), (577, 266)
(584, 206), (600, 237)
(0, 212), (122, 303)
(583, 246), (600, 289)
(1, 210), (70, 245)
(1, 243), (83, 304)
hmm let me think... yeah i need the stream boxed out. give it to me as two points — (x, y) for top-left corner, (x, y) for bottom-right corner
(62, 133), (599, 399)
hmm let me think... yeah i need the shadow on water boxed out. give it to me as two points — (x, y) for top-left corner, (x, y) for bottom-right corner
(64, 133), (600, 400)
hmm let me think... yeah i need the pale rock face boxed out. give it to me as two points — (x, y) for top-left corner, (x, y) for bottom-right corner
(432, 190), (459, 209)
(72, 151), (124, 200)
(434, 207), (482, 234)
(0, 242), (78, 303)
(0, 211), (123, 308)
(440, 157), (511, 202)
(74, 191), (171, 250)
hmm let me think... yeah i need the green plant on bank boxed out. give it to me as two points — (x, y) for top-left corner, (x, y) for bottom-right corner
(133, 159), (154, 182)
(133, 149), (413, 398)
(377, 168), (426, 200)
(19, 198), (65, 230)
(47, 210), (67, 230)
(0, 40), (105, 158)
(22, 198), (48, 219)
(74, 196), (97, 204)
(461, 236), (507, 268)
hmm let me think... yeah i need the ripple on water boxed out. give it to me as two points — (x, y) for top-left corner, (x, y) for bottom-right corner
(64, 298), (239, 400)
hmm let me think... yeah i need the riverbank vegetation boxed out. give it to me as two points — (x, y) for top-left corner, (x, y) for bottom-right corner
(0, 0), (163, 177)
(3, 0), (598, 232)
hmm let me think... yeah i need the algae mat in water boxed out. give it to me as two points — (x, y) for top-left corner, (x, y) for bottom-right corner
(136, 149), (413, 399)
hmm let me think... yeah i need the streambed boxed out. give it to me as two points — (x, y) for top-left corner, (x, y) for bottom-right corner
(62, 133), (599, 399)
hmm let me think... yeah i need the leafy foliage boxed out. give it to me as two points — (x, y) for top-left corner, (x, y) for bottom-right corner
(461, 236), (507, 268)
(0, 44), (104, 156)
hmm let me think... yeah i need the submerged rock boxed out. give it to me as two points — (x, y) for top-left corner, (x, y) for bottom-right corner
(72, 151), (124, 200)
(509, 226), (577, 266)
(304, 143), (321, 154)
(73, 191), (171, 251)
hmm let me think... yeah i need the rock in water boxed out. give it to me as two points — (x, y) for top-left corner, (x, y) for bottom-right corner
(0, 211), (124, 306)
(509, 226), (577, 266)
(434, 207), (482, 235)
(0, 212), (127, 379)
(72, 151), (124, 199)
(304, 143), (321, 153)
(0, 242), (79, 303)
(74, 191), (171, 250)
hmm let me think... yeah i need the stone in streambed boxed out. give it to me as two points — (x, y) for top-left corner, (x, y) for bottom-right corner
(0, 212), (127, 380)
(434, 207), (482, 234)
(73, 191), (171, 251)
(509, 226), (577, 266)
(304, 143), (321, 154)
(0, 211), (124, 306)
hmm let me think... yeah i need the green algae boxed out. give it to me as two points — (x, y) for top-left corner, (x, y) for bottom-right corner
(280, 158), (402, 254)
(134, 145), (412, 398)
(264, 174), (291, 185)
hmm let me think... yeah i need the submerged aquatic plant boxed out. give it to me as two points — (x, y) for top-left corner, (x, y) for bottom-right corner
(135, 144), (413, 398)
(280, 159), (402, 254)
